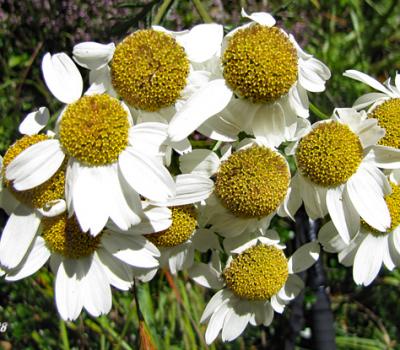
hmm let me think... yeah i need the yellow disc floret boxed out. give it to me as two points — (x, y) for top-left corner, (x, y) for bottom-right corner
(296, 122), (363, 187)
(59, 94), (129, 166)
(2, 135), (65, 208)
(223, 24), (298, 103)
(111, 29), (190, 111)
(214, 146), (290, 218)
(368, 98), (400, 149)
(42, 214), (102, 259)
(146, 205), (197, 247)
(223, 244), (288, 300)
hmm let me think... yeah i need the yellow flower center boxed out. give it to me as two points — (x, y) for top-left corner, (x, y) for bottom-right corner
(296, 122), (363, 187)
(2, 135), (65, 208)
(111, 29), (190, 111)
(214, 146), (290, 218)
(59, 94), (129, 166)
(223, 24), (298, 103)
(363, 182), (400, 236)
(368, 98), (400, 149)
(223, 244), (288, 300)
(146, 205), (197, 247)
(42, 214), (102, 259)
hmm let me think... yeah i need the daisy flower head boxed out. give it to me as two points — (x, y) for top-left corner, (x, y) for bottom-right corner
(72, 24), (232, 147)
(319, 169), (400, 286)
(5, 52), (176, 236)
(144, 173), (217, 274)
(1, 210), (161, 321)
(287, 107), (399, 244)
(191, 233), (320, 344)
(343, 70), (400, 162)
(180, 139), (291, 237)
(0, 115), (67, 271)
(170, 9), (331, 146)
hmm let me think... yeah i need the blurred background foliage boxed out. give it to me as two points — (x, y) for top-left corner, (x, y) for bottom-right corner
(1, 0), (400, 349)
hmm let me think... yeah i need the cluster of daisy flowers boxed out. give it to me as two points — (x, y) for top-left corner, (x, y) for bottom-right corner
(1, 9), (400, 344)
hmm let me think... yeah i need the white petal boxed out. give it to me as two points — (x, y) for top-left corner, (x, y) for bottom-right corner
(298, 60), (327, 92)
(55, 260), (83, 321)
(205, 300), (231, 344)
(102, 233), (160, 268)
(278, 274), (304, 301)
(6, 139), (65, 190)
(353, 234), (384, 286)
(131, 206), (172, 234)
(288, 85), (309, 118)
(119, 149), (175, 201)
(168, 79), (233, 142)
(42, 52), (83, 103)
(270, 295), (285, 313)
(352, 93), (388, 110)
(129, 122), (168, 158)
(201, 289), (231, 322)
(191, 228), (220, 252)
(241, 8), (276, 26)
(81, 256), (112, 317)
(343, 70), (393, 95)
(347, 167), (390, 232)
(0, 187), (19, 214)
(368, 145), (400, 169)
(0, 204), (40, 269)
(19, 107), (49, 135)
(288, 241), (320, 274)
(5, 236), (50, 281)
(73, 42), (115, 70)
(318, 221), (347, 253)
(179, 149), (220, 177)
(176, 24), (223, 63)
(221, 303), (251, 342)
(37, 199), (67, 217)
(188, 262), (224, 289)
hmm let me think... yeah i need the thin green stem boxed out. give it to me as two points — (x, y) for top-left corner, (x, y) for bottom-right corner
(192, 0), (213, 23)
(153, 0), (174, 25)
(309, 102), (329, 120)
(59, 319), (70, 350)
(212, 140), (222, 152)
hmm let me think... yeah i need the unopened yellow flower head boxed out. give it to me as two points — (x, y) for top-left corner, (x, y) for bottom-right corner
(363, 182), (400, 236)
(59, 94), (129, 166)
(214, 146), (290, 218)
(42, 214), (102, 259)
(296, 121), (363, 187)
(223, 244), (288, 300)
(223, 24), (298, 103)
(146, 205), (197, 247)
(368, 98), (400, 149)
(2, 135), (65, 208)
(111, 29), (190, 111)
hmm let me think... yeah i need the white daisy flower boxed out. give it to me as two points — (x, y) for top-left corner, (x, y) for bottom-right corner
(343, 69), (400, 165)
(1, 207), (166, 321)
(180, 139), (292, 237)
(72, 24), (232, 156)
(144, 173), (217, 274)
(319, 170), (400, 286)
(168, 9), (331, 146)
(286, 107), (400, 244)
(190, 233), (320, 344)
(5, 52), (176, 236)
(0, 125), (66, 271)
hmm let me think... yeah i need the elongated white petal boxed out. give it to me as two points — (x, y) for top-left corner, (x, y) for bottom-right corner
(188, 262), (224, 289)
(119, 149), (175, 202)
(288, 241), (320, 274)
(368, 145), (400, 169)
(176, 23), (223, 63)
(201, 289), (231, 322)
(37, 199), (67, 217)
(241, 8), (276, 26)
(343, 70), (393, 96)
(73, 42), (115, 70)
(205, 300), (230, 344)
(221, 304), (251, 342)
(352, 92), (388, 110)
(130, 206), (172, 234)
(347, 167), (390, 232)
(42, 52), (83, 103)
(191, 228), (220, 252)
(6, 139), (65, 190)
(353, 234), (384, 286)
(270, 295), (285, 313)
(318, 221), (348, 253)
(278, 274), (304, 301)
(179, 149), (220, 177)
(0, 187), (19, 214)
(19, 107), (49, 135)
(197, 114), (240, 142)
(55, 260), (83, 321)
(0, 204), (40, 269)
(129, 122), (168, 158)
(168, 79), (233, 142)
(288, 85), (309, 118)
(5, 237), (50, 281)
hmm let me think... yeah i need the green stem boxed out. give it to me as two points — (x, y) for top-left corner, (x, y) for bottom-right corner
(309, 102), (329, 120)
(59, 319), (70, 350)
(211, 140), (222, 151)
(153, 0), (174, 25)
(192, 0), (213, 23)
